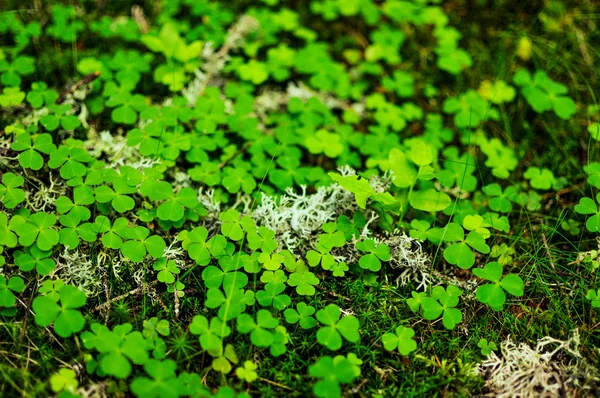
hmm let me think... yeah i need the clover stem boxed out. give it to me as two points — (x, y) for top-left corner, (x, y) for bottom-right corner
(398, 165), (421, 225)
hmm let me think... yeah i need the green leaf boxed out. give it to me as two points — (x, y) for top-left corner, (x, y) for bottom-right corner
(381, 326), (417, 356)
(329, 173), (375, 209)
(409, 189), (452, 212)
(473, 262), (524, 310)
(316, 304), (359, 350)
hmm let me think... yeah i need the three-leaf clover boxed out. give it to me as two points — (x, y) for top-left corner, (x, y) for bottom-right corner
(32, 285), (87, 337)
(0, 173), (26, 209)
(442, 222), (490, 269)
(81, 323), (153, 379)
(316, 304), (360, 350)
(574, 194), (600, 232)
(13, 212), (60, 250)
(130, 359), (182, 398)
(50, 368), (78, 393)
(141, 180), (198, 221)
(10, 132), (56, 170)
(120, 227), (166, 262)
(14, 245), (56, 275)
(477, 338), (498, 356)
(284, 302), (317, 329)
(0, 55), (35, 86)
(26, 81), (58, 108)
(478, 80), (516, 104)
(442, 90), (490, 128)
(472, 262), (524, 310)
(0, 275), (25, 311)
(356, 239), (391, 272)
(418, 285), (463, 330)
(513, 69), (576, 120)
(178, 227), (227, 265)
(48, 144), (93, 180)
(237, 309), (280, 348)
(222, 167), (257, 194)
(256, 282), (291, 310)
(94, 180), (137, 213)
(236, 361), (259, 383)
(381, 325), (417, 356)
(154, 258), (180, 284)
(40, 104), (81, 131)
(287, 269), (320, 296)
(586, 290), (600, 308)
(309, 355), (360, 398)
(523, 167), (557, 190)
(190, 315), (231, 356)
(59, 211), (97, 249)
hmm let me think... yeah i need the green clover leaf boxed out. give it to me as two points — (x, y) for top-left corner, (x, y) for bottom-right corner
(585, 290), (600, 308)
(306, 243), (335, 270)
(14, 212), (59, 250)
(236, 360), (259, 383)
(50, 368), (78, 393)
(574, 195), (600, 232)
(381, 325), (417, 356)
(284, 302), (317, 329)
(81, 323), (153, 379)
(256, 282), (291, 310)
(237, 309), (280, 348)
(130, 359), (182, 398)
(513, 69), (576, 120)
(472, 262), (524, 310)
(40, 104), (81, 131)
(32, 285), (86, 337)
(48, 145), (92, 180)
(190, 315), (231, 356)
(356, 239), (391, 272)
(0, 172), (26, 209)
(309, 354), (360, 398)
(94, 179), (137, 213)
(26, 81), (59, 108)
(0, 213), (18, 248)
(0, 55), (35, 86)
(154, 258), (180, 284)
(59, 211), (97, 249)
(11, 132), (56, 170)
(442, 222), (490, 269)
(316, 304), (360, 350)
(421, 285), (463, 330)
(523, 167), (557, 190)
(178, 227), (227, 265)
(0, 275), (25, 310)
(0, 87), (26, 107)
(120, 226), (165, 262)
(247, 226), (278, 253)
(477, 338), (498, 356)
(478, 79), (516, 104)
(287, 270), (319, 296)
(93, 216), (130, 249)
(14, 245), (56, 275)
(442, 90), (490, 128)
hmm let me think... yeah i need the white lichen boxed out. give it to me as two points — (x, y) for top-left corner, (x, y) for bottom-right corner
(252, 183), (355, 250)
(84, 130), (138, 166)
(52, 248), (104, 297)
(197, 188), (222, 222)
(476, 329), (599, 397)
(384, 233), (432, 290)
(27, 172), (66, 212)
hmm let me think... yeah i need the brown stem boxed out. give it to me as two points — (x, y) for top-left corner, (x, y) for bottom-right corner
(56, 72), (101, 104)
